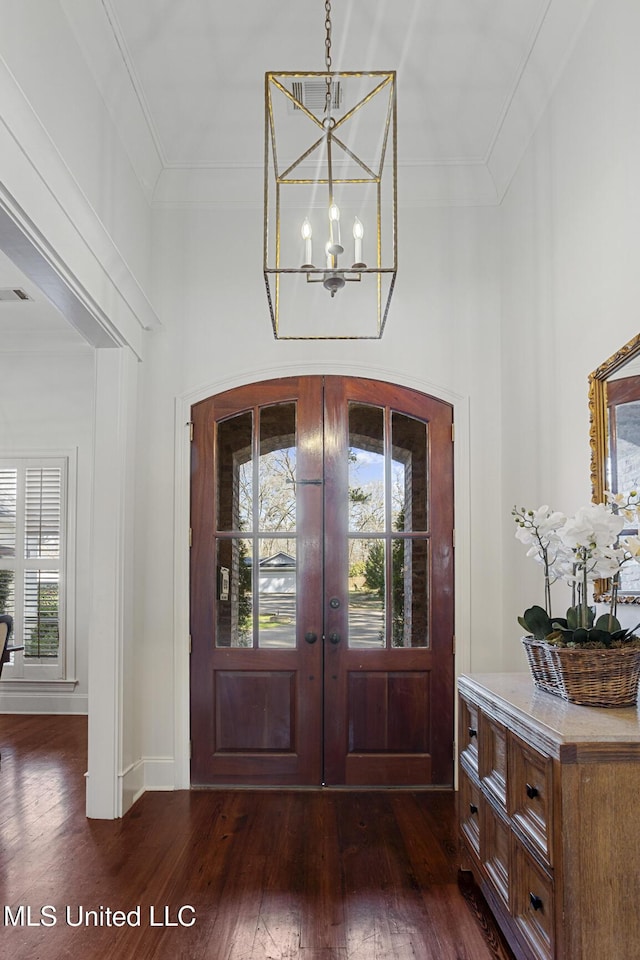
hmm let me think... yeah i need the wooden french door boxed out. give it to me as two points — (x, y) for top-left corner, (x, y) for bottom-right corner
(190, 376), (454, 786)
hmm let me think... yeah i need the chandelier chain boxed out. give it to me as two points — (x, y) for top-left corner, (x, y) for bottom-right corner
(324, 0), (332, 113)
(324, 0), (332, 70)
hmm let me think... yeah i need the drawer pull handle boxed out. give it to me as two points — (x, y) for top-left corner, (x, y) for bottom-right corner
(468, 727), (477, 738)
(469, 803), (478, 815)
(529, 892), (543, 912)
(526, 783), (539, 799)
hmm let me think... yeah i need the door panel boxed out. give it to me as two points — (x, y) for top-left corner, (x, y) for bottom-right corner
(191, 377), (324, 785)
(322, 377), (453, 785)
(190, 376), (454, 786)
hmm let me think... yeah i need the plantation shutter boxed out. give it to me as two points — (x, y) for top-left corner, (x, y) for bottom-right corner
(0, 469), (17, 633)
(0, 459), (66, 678)
(0, 468), (17, 558)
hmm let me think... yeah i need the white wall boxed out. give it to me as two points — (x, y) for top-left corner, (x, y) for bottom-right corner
(0, 347), (95, 712)
(137, 198), (503, 780)
(500, 0), (640, 665)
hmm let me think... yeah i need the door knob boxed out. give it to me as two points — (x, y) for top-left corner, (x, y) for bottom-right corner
(304, 632), (318, 644)
(328, 632), (340, 644)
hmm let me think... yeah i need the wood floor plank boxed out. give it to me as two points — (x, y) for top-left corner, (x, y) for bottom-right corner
(0, 717), (515, 960)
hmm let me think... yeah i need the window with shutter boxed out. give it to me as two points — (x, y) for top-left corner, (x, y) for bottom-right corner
(0, 458), (67, 680)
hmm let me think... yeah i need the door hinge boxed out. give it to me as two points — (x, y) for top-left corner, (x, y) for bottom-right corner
(189, 634), (192, 654)
(189, 527), (193, 547)
(452, 529), (455, 548)
(187, 421), (194, 441)
(452, 634), (456, 655)
(451, 422), (455, 442)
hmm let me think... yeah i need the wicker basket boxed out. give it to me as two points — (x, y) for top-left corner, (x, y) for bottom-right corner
(522, 636), (640, 707)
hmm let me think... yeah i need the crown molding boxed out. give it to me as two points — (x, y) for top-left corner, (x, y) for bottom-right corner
(151, 160), (501, 209)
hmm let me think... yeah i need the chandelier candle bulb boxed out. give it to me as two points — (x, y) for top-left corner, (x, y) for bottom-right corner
(325, 241), (333, 269)
(328, 203), (343, 255)
(353, 216), (365, 267)
(301, 218), (313, 267)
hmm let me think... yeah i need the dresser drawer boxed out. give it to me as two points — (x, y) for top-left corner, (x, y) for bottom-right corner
(479, 713), (508, 813)
(458, 765), (482, 859)
(481, 797), (510, 909)
(512, 836), (555, 960)
(508, 734), (554, 867)
(459, 695), (480, 776)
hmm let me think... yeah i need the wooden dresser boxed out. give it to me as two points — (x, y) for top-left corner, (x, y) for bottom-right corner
(458, 673), (640, 960)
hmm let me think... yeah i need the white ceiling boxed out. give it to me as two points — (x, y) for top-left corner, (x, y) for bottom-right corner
(0, 249), (87, 351)
(60, 0), (595, 206)
(0, 0), (594, 348)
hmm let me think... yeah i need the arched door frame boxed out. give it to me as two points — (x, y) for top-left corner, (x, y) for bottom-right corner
(172, 363), (471, 790)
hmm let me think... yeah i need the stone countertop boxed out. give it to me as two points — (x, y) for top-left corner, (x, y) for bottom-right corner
(458, 672), (640, 761)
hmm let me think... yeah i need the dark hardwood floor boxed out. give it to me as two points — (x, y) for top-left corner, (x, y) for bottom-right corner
(0, 716), (514, 959)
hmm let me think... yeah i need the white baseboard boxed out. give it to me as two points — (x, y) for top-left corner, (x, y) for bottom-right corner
(142, 756), (177, 792)
(0, 687), (87, 714)
(120, 756), (177, 816)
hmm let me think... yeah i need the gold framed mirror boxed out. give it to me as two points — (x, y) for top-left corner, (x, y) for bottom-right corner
(590, 330), (640, 602)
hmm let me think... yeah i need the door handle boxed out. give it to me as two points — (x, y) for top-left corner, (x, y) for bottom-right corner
(304, 632), (318, 644)
(328, 632), (340, 644)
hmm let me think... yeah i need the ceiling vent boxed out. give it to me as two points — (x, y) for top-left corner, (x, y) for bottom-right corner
(291, 79), (343, 113)
(0, 288), (32, 302)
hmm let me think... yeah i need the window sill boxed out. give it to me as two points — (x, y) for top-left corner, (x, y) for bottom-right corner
(0, 679), (79, 694)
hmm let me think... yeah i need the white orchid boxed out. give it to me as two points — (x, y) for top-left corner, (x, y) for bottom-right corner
(514, 492), (640, 640)
(622, 535), (640, 557)
(559, 502), (625, 553)
(606, 489), (640, 524)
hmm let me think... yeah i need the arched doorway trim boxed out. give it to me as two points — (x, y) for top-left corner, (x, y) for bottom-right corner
(171, 363), (471, 790)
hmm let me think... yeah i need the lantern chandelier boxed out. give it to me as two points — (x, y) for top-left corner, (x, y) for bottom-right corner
(264, 0), (397, 339)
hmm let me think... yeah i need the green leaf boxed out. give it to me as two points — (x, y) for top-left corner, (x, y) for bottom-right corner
(566, 606), (580, 630)
(520, 605), (553, 641)
(595, 614), (621, 633)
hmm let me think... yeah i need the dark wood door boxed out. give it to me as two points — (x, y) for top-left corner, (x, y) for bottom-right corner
(190, 376), (454, 786)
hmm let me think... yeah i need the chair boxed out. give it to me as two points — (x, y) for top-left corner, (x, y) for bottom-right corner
(1, 614), (23, 677)
(1, 614), (23, 764)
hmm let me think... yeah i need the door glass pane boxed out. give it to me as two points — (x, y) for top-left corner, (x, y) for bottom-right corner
(392, 412), (428, 532)
(350, 538), (385, 648)
(0, 468), (17, 558)
(216, 538), (253, 647)
(259, 403), (297, 533)
(392, 539), (429, 648)
(217, 412), (253, 531)
(258, 540), (296, 648)
(349, 403), (385, 532)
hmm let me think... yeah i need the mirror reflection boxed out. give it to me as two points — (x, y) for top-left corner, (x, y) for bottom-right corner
(590, 333), (640, 601)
